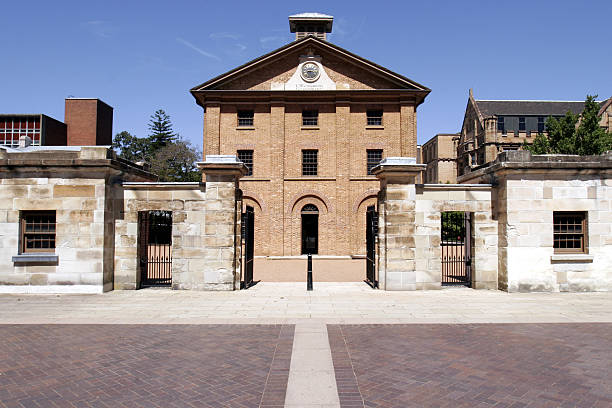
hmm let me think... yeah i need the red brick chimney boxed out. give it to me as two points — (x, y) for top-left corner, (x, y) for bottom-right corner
(65, 99), (113, 146)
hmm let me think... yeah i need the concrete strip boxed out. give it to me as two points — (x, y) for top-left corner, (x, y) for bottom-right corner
(285, 322), (340, 407)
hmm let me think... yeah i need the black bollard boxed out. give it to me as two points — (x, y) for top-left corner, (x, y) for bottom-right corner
(307, 253), (313, 291)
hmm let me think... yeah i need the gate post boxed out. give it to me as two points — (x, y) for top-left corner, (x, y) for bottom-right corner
(197, 155), (248, 290)
(371, 158), (425, 291)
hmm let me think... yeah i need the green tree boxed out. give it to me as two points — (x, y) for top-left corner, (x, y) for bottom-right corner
(148, 109), (177, 149)
(149, 139), (202, 182)
(525, 95), (611, 155)
(111, 131), (152, 162)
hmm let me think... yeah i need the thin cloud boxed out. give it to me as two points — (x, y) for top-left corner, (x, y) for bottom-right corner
(82, 20), (116, 38)
(209, 32), (240, 40)
(176, 37), (221, 61)
(259, 35), (286, 49)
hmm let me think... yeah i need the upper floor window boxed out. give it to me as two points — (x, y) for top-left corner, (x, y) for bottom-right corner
(538, 116), (545, 133)
(302, 110), (318, 126)
(553, 212), (587, 253)
(237, 150), (253, 176)
(21, 211), (56, 253)
(367, 149), (383, 175)
(237, 110), (254, 127)
(367, 110), (383, 126)
(519, 117), (526, 132)
(302, 149), (318, 176)
(497, 117), (506, 134)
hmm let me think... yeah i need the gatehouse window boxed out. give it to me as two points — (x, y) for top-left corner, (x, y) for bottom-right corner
(367, 149), (383, 175)
(237, 150), (253, 176)
(20, 211), (56, 253)
(367, 110), (383, 126)
(237, 110), (254, 127)
(302, 149), (318, 176)
(553, 212), (587, 253)
(302, 110), (318, 126)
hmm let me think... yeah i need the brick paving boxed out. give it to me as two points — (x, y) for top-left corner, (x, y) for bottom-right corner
(0, 324), (294, 408)
(329, 324), (612, 408)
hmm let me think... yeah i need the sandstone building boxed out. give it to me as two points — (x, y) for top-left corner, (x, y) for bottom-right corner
(457, 89), (612, 177)
(421, 133), (458, 183)
(190, 13), (430, 257)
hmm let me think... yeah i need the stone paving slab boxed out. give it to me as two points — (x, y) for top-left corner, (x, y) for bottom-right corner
(328, 323), (612, 408)
(0, 324), (294, 408)
(1, 283), (612, 325)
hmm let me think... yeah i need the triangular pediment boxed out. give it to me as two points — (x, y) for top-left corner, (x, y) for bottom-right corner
(190, 37), (429, 93)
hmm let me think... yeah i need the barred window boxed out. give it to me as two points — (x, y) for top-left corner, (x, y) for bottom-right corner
(554, 212), (587, 253)
(302, 110), (318, 126)
(237, 150), (253, 176)
(367, 110), (383, 126)
(237, 110), (254, 127)
(367, 149), (383, 175)
(21, 211), (56, 253)
(302, 149), (318, 176)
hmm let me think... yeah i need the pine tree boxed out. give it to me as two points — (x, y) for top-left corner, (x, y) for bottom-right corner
(148, 109), (177, 149)
(575, 95), (612, 155)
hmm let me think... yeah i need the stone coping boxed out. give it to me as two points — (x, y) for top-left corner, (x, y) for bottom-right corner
(419, 183), (493, 190)
(550, 254), (594, 263)
(122, 182), (203, 190)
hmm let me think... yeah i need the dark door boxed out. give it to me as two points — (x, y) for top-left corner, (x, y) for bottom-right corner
(242, 206), (254, 288)
(365, 205), (378, 288)
(441, 211), (472, 286)
(138, 210), (173, 287)
(301, 204), (319, 255)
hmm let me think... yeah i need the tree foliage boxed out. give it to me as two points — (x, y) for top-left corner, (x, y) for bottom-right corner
(112, 110), (201, 182)
(526, 95), (612, 155)
(148, 109), (178, 150)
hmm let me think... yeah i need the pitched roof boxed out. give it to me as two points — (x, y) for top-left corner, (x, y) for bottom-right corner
(190, 36), (430, 92)
(475, 100), (588, 117)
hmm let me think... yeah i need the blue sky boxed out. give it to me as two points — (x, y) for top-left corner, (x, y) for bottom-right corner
(1, 0), (611, 150)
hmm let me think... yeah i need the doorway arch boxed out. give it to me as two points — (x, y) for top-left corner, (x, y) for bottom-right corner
(301, 204), (319, 255)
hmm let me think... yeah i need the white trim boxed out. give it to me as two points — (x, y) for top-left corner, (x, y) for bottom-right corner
(0, 285), (103, 294)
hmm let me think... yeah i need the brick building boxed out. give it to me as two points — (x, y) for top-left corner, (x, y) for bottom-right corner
(0, 98), (113, 148)
(191, 13), (430, 257)
(457, 89), (612, 177)
(421, 133), (458, 183)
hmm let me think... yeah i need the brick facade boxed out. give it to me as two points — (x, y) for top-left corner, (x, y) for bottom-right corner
(192, 36), (430, 256)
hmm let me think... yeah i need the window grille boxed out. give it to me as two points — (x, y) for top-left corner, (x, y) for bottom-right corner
(302, 149), (318, 176)
(367, 110), (383, 126)
(367, 149), (383, 175)
(21, 211), (56, 253)
(237, 150), (253, 176)
(302, 110), (318, 126)
(553, 212), (587, 253)
(237, 110), (254, 127)
(0, 117), (41, 147)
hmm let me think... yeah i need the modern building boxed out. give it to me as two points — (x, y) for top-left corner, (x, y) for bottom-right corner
(0, 98), (113, 148)
(457, 89), (612, 177)
(421, 133), (458, 183)
(190, 13), (430, 257)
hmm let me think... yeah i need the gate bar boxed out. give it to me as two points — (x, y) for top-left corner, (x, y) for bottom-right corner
(307, 253), (313, 291)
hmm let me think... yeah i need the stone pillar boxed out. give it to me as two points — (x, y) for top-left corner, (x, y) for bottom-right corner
(197, 155), (247, 290)
(372, 157), (425, 290)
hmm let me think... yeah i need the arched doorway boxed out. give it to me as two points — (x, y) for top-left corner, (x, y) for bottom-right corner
(301, 204), (318, 254)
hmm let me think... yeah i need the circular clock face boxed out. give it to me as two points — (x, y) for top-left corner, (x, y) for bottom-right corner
(301, 62), (320, 82)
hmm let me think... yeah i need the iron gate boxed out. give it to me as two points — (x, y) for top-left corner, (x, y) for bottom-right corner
(138, 210), (172, 287)
(241, 206), (254, 288)
(441, 211), (472, 286)
(366, 205), (378, 288)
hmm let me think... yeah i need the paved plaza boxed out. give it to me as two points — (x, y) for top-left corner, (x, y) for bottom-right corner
(1, 283), (612, 407)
